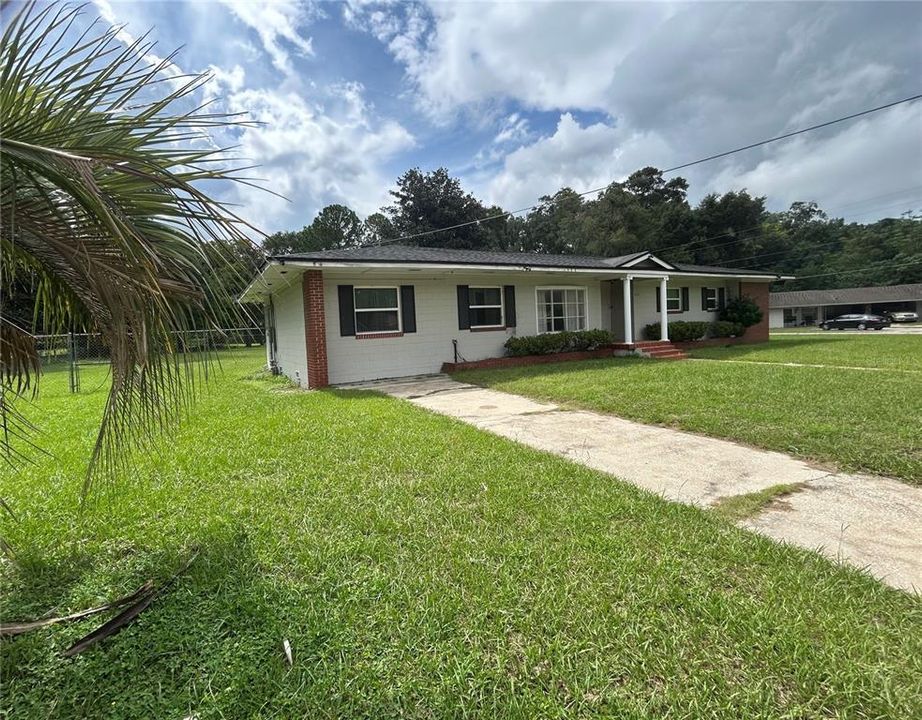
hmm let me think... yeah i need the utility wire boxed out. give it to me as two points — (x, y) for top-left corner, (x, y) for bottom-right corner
(375, 93), (922, 247)
(722, 231), (921, 269)
(717, 206), (922, 267)
(650, 190), (922, 256)
(782, 256), (922, 282)
(648, 196), (920, 264)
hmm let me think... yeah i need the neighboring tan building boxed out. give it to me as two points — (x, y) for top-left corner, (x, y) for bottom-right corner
(769, 283), (922, 328)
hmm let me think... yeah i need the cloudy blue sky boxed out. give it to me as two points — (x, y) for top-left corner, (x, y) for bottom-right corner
(84, 1), (921, 235)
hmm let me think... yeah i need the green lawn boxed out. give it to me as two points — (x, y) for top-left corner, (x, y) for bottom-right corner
(2, 349), (921, 718)
(695, 333), (922, 371)
(454, 336), (922, 483)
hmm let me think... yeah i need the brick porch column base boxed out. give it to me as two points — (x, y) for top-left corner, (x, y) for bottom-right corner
(302, 270), (329, 388)
(740, 281), (770, 343)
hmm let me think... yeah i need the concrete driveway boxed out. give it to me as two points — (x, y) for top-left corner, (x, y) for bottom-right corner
(348, 375), (922, 593)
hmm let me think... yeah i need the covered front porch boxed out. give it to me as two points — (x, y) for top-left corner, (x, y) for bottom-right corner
(607, 274), (674, 345)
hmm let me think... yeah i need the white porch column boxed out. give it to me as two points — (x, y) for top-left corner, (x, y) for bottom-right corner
(622, 275), (633, 344)
(659, 276), (670, 341)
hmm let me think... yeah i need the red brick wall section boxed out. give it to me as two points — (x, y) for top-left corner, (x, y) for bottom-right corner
(739, 281), (770, 343)
(302, 270), (329, 388)
(441, 348), (614, 373)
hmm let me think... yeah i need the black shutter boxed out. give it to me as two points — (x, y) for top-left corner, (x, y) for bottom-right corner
(400, 285), (416, 333)
(681, 287), (690, 312)
(655, 288), (661, 313)
(718, 288), (726, 311)
(701, 287), (708, 311)
(503, 285), (516, 327)
(457, 285), (470, 329)
(338, 285), (355, 336)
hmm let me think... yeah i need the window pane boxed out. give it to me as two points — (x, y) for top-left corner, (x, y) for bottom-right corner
(355, 288), (398, 309)
(536, 288), (586, 333)
(355, 310), (399, 333)
(470, 307), (503, 327)
(470, 287), (501, 306)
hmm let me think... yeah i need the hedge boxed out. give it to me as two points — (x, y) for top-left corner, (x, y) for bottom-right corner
(504, 329), (614, 357)
(642, 320), (745, 342)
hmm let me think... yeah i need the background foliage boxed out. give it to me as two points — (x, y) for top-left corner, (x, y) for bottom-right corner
(265, 166), (921, 293)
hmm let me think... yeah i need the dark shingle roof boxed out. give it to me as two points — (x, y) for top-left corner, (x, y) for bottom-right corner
(272, 244), (780, 276)
(770, 283), (922, 308)
(671, 262), (771, 276)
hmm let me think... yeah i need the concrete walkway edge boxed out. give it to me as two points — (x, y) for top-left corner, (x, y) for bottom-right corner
(348, 375), (922, 594)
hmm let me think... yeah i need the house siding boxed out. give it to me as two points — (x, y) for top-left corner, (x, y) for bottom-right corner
(265, 269), (774, 386)
(629, 278), (738, 341)
(271, 279), (309, 387)
(769, 308), (785, 329)
(322, 273), (604, 385)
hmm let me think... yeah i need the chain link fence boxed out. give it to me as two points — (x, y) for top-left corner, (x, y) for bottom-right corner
(36, 328), (265, 393)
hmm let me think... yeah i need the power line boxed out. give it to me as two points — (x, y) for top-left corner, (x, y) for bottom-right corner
(645, 197), (919, 264)
(375, 93), (922, 246)
(650, 190), (922, 256)
(723, 231), (921, 269)
(717, 205), (922, 267)
(781, 255), (922, 282)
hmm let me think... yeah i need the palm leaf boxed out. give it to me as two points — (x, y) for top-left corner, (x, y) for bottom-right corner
(0, 2), (266, 490)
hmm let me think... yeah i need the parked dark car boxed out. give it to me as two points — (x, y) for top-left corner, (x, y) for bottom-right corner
(820, 314), (890, 331)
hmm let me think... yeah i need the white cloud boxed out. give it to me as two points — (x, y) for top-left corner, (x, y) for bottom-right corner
(479, 113), (672, 211)
(359, 1), (920, 219)
(493, 114), (530, 146)
(707, 104), (922, 216)
(353, 2), (672, 118)
(92, 0), (187, 88)
(217, 0), (317, 76)
(220, 84), (414, 233)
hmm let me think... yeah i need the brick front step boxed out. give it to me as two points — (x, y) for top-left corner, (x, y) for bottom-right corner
(636, 342), (689, 361)
(646, 351), (688, 360)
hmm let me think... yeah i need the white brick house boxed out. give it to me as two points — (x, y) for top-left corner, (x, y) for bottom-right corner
(240, 245), (784, 387)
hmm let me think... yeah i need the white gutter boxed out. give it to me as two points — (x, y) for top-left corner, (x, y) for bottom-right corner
(270, 259), (784, 280)
(240, 259), (787, 302)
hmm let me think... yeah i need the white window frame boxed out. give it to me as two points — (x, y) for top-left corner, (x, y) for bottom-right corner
(535, 286), (588, 334)
(468, 286), (505, 329)
(703, 287), (719, 312)
(353, 286), (401, 335)
(666, 287), (682, 313)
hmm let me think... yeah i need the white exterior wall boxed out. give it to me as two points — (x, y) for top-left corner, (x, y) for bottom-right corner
(322, 272), (604, 385)
(769, 308), (784, 329)
(631, 278), (737, 341)
(271, 280), (309, 387)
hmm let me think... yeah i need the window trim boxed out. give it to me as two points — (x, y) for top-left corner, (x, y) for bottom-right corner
(353, 285), (402, 336)
(702, 287), (719, 312)
(534, 286), (589, 334)
(468, 285), (505, 329)
(666, 287), (682, 313)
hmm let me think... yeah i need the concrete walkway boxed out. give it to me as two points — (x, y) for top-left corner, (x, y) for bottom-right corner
(349, 375), (922, 593)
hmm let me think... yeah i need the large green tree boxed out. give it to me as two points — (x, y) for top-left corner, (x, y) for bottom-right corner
(385, 167), (500, 249)
(263, 204), (362, 255)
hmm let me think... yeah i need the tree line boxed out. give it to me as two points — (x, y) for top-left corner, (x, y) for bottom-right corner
(263, 166), (922, 292)
(9, 165), (915, 335)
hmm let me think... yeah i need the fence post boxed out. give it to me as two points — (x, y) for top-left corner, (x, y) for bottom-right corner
(68, 331), (80, 393)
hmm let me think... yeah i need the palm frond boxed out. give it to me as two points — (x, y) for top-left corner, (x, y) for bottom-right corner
(0, 1), (267, 490)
